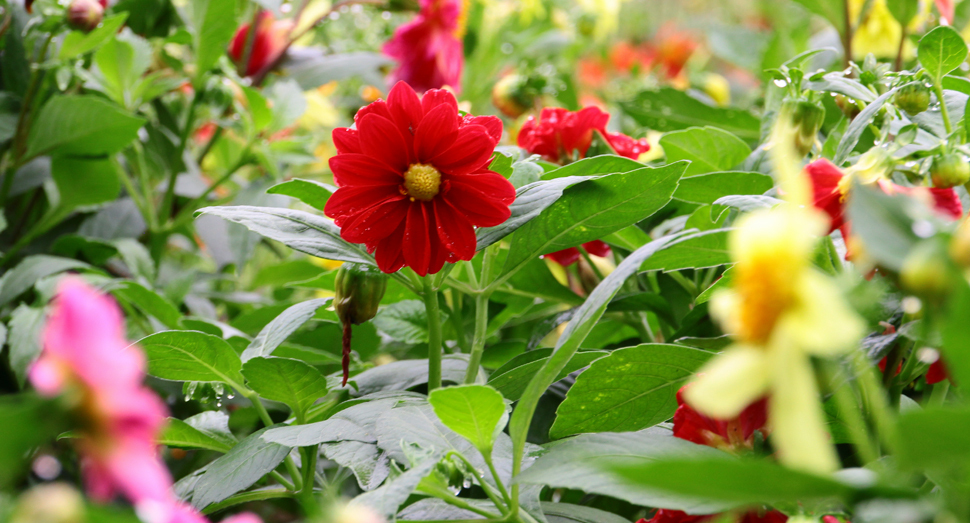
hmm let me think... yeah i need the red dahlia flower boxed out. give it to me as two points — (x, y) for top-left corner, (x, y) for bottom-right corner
(544, 240), (611, 266)
(228, 12), (292, 77)
(517, 106), (650, 164)
(325, 82), (515, 276)
(382, 0), (465, 93)
(673, 383), (768, 451)
(638, 509), (787, 523)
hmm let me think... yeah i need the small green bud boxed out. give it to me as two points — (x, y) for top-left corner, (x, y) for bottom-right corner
(931, 153), (970, 188)
(894, 83), (931, 115)
(334, 263), (387, 386)
(900, 239), (955, 301)
(783, 98), (826, 156)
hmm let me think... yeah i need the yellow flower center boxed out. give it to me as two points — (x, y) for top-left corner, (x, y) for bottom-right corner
(734, 257), (797, 345)
(403, 163), (442, 201)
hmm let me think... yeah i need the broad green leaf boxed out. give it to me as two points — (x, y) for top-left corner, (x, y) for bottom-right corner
(516, 430), (727, 513)
(51, 156), (121, 209)
(190, 426), (291, 509)
(498, 162), (685, 284)
(196, 206), (376, 265)
(660, 127), (751, 175)
(161, 413), (236, 453)
(372, 300), (448, 344)
(639, 229), (732, 272)
(897, 405), (970, 469)
(602, 225), (652, 251)
(550, 344), (713, 438)
(59, 13), (130, 59)
(805, 72), (877, 103)
(240, 298), (330, 361)
(506, 258), (583, 306)
(918, 26), (968, 82)
(351, 454), (439, 518)
(242, 87), (272, 130)
(262, 418), (373, 446)
(476, 175), (591, 250)
(607, 293), (676, 325)
(111, 238), (156, 283)
(185, 0), (237, 76)
(266, 178), (335, 210)
(24, 96), (145, 160)
(540, 155), (644, 181)
(90, 35), (152, 107)
(0, 255), (89, 308)
(429, 385), (507, 453)
(886, 0), (920, 24)
(351, 355), (476, 396)
(541, 502), (633, 523)
(241, 356), (329, 417)
(834, 87), (900, 164)
(673, 172), (772, 204)
(138, 331), (245, 387)
(111, 281), (182, 329)
(7, 306), (41, 388)
(621, 88), (761, 142)
(486, 349), (608, 401)
(845, 184), (919, 272)
(788, 0), (844, 32)
(609, 456), (858, 505)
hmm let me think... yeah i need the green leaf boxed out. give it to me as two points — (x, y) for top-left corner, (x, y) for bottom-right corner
(24, 96), (145, 160)
(897, 405), (970, 469)
(940, 280), (970, 387)
(673, 172), (772, 204)
(541, 502), (632, 523)
(498, 162), (685, 284)
(602, 225), (652, 251)
(918, 26), (968, 82)
(487, 349), (607, 401)
(196, 206), (376, 265)
(0, 396), (65, 488)
(242, 87), (272, 130)
(240, 298), (330, 361)
(185, 0), (237, 76)
(834, 87), (899, 164)
(352, 454), (439, 518)
(550, 344), (713, 438)
(0, 255), (89, 308)
(660, 127), (751, 176)
(805, 72), (877, 103)
(540, 155), (645, 181)
(886, 0), (920, 25)
(266, 178), (335, 210)
(7, 306), (42, 388)
(788, 0), (844, 32)
(138, 331), (245, 386)
(262, 418), (373, 446)
(639, 229), (732, 272)
(845, 184), (919, 272)
(111, 281), (182, 329)
(189, 426), (291, 509)
(51, 157), (121, 209)
(372, 300), (448, 345)
(351, 355), (476, 396)
(241, 356), (329, 418)
(283, 51), (393, 90)
(59, 13), (130, 59)
(429, 385), (507, 454)
(621, 88), (761, 142)
(516, 430), (728, 513)
(160, 412), (236, 453)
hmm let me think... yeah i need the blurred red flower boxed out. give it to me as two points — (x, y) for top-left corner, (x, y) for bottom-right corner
(673, 383), (768, 451)
(544, 240), (611, 266)
(651, 24), (697, 79)
(517, 106), (649, 164)
(638, 509), (787, 523)
(228, 11), (292, 77)
(325, 82), (514, 276)
(383, 0), (465, 93)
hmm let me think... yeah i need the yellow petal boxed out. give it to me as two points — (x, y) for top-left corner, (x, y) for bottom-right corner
(683, 345), (771, 419)
(780, 271), (866, 356)
(768, 337), (840, 474)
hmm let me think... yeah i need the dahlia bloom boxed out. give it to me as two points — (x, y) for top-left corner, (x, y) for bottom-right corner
(28, 278), (259, 523)
(544, 240), (611, 267)
(683, 206), (865, 474)
(228, 12), (292, 77)
(638, 509), (788, 523)
(672, 384), (768, 452)
(382, 0), (464, 93)
(325, 82), (515, 276)
(517, 106), (650, 164)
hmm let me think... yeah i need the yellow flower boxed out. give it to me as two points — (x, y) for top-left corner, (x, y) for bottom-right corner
(576, 0), (625, 41)
(702, 72), (731, 107)
(684, 205), (865, 474)
(851, 0), (915, 60)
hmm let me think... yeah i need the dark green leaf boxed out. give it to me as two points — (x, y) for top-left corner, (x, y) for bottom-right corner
(51, 157), (121, 209)
(0, 396), (65, 488)
(940, 280), (970, 387)
(0, 255), (89, 308)
(660, 127), (751, 175)
(185, 0), (237, 76)
(24, 96), (145, 160)
(835, 88), (899, 164)
(639, 229), (732, 272)
(622, 88), (761, 142)
(372, 300), (447, 345)
(138, 330), (245, 386)
(241, 356), (329, 417)
(7, 306), (42, 388)
(190, 426), (291, 509)
(897, 405), (970, 469)
(160, 413), (236, 453)
(487, 349), (607, 401)
(673, 172), (772, 204)
(241, 298), (330, 361)
(59, 13), (130, 59)
(111, 281), (182, 329)
(918, 26), (968, 82)
(351, 355), (477, 396)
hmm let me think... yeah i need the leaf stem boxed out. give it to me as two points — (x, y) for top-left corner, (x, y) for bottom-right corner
(934, 83), (954, 136)
(483, 454), (512, 507)
(424, 276), (443, 391)
(463, 292), (491, 384)
(242, 389), (305, 491)
(447, 451), (509, 516)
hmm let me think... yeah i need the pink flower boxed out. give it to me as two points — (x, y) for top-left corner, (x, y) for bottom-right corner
(382, 0), (464, 93)
(517, 107), (650, 164)
(228, 12), (292, 77)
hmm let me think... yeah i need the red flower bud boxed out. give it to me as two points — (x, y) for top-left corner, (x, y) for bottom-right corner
(228, 12), (292, 77)
(67, 0), (104, 32)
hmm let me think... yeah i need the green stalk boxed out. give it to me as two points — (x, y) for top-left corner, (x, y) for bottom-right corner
(928, 380), (950, 405)
(822, 361), (880, 464)
(424, 277), (443, 391)
(850, 349), (900, 455)
(447, 452), (509, 516)
(463, 292), (491, 384)
(242, 389), (304, 491)
(934, 84), (954, 136)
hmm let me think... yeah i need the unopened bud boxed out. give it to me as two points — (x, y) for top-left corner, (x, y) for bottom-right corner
(931, 153), (970, 188)
(334, 263), (387, 386)
(492, 74), (533, 118)
(67, 0), (104, 32)
(11, 483), (85, 523)
(782, 98), (825, 157)
(835, 94), (861, 119)
(894, 83), (931, 115)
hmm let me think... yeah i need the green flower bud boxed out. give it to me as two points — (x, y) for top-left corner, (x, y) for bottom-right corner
(834, 94), (860, 119)
(492, 73), (534, 118)
(894, 83), (931, 115)
(931, 153), (970, 188)
(783, 98), (826, 157)
(900, 239), (955, 301)
(334, 263), (387, 385)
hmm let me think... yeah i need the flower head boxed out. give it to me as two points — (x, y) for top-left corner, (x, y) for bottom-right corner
(684, 206), (866, 473)
(382, 0), (465, 93)
(325, 82), (514, 276)
(517, 106), (649, 164)
(673, 384), (768, 452)
(637, 509), (788, 523)
(228, 12), (292, 77)
(544, 240), (611, 266)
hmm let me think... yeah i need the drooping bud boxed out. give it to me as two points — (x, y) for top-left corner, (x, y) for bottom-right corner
(492, 73), (534, 118)
(930, 153), (970, 189)
(782, 97), (825, 157)
(67, 0), (104, 32)
(334, 263), (387, 385)
(894, 83), (931, 115)
(10, 483), (85, 523)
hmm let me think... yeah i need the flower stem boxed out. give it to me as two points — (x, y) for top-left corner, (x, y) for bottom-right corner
(822, 360), (879, 464)
(243, 389), (304, 491)
(424, 277), (443, 391)
(463, 292), (491, 384)
(934, 83), (954, 136)
(850, 349), (900, 456)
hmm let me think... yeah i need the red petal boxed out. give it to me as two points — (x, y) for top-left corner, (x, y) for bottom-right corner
(374, 221), (407, 273)
(355, 99), (392, 123)
(403, 203), (432, 276)
(421, 88), (459, 114)
(339, 197), (410, 244)
(332, 127), (362, 154)
(358, 114), (410, 172)
(582, 240), (611, 257)
(329, 154), (402, 187)
(544, 248), (581, 266)
(805, 159), (846, 233)
(445, 179), (513, 227)
(427, 209), (449, 275)
(388, 81), (424, 136)
(927, 359), (949, 384)
(450, 170), (516, 204)
(462, 115), (503, 143)
(415, 104), (459, 163)
(928, 187), (963, 219)
(433, 125), (495, 175)
(324, 185), (401, 223)
(434, 198), (476, 260)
